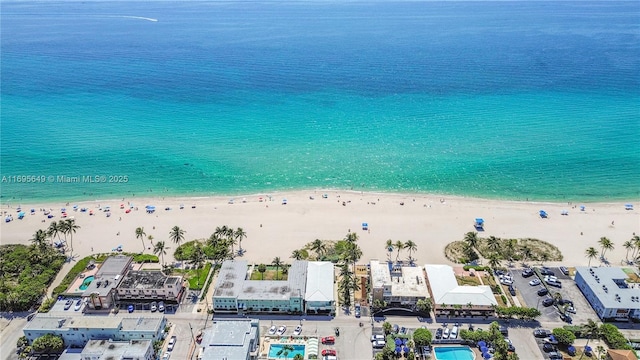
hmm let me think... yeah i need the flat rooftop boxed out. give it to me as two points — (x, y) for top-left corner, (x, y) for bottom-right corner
(201, 319), (258, 360)
(370, 260), (392, 289)
(81, 339), (151, 358)
(119, 270), (167, 289)
(576, 267), (640, 309)
(391, 266), (429, 298)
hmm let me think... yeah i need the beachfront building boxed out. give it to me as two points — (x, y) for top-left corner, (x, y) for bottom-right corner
(424, 264), (498, 317)
(116, 270), (185, 303)
(82, 255), (132, 310)
(213, 260), (306, 314)
(58, 339), (154, 360)
(369, 260), (429, 309)
(574, 266), (640, 322)
(197, 319), (260, 360)
(304, 261), (335, 314)
(22, 314), (166, 348)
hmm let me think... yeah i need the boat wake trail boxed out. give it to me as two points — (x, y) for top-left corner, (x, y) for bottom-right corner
(111, 15), (158, 22)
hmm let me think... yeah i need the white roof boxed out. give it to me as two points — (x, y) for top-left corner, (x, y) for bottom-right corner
(425, 264), (497, 306)
(305, 262), (334, 302)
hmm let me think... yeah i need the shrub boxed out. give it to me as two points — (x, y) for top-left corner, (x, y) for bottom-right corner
(52, 255), (94, 297)
(463, 265), (490, 271)
(600, 324), (633, 350)
(552, 328), (576, 346)
(38, 298), (56, 313)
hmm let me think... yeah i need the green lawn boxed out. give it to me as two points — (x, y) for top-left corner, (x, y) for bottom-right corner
(249, 266), (288, 280)
(186, 263), (212, 290)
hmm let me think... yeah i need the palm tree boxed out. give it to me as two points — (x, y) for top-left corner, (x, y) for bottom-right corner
(188, 243), (206, 286)
(290, 250), (303, 260)
(463, 231), (479, 251)
(153, 241), (167, 266)
(520, 245), (532, 265)
(623, 240), (634, 262)
(488, 253), (501, 269)
(30, 229), (49, 253)
(227, 236), (238, 256)
(47, 221), (62, 245)
(505, 239), (517, 264)
(135, 227), (146, 252)
(234, 227), (247, 252)
(258, 264), (267, 280)
(632, 235), (640, 259)
(338, 263), (358, 308)
(293, 354), (304, 360)
(345, 232), (359, 244)
(405, 240), (417, 261)
(598, 237), (614, 259)
(486, 236), (501, 253)
(385, 239), (394, 262)
(585, 247), (598, 267)
(169, 226), (186, 247)
(310, 239), (326, 258)
(394, 240), (404, 262)
(579, 319), (600, 360)
(64, 219), (80, 255)
(272, 257), (282, 280)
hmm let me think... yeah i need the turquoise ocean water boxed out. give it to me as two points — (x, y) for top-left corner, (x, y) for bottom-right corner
(1, 1), (639, 203)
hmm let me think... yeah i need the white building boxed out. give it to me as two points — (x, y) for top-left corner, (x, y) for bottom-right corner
(370, 260), (429, 307)
(23, 314), (166, 348)
(575, 266), (640, 321)
(58, 339), (154, 360)
(82, 255), (132, 310)
(424, 264), (497, 316)
(198, 319), (260, 360)
(304, 262), (335, 314)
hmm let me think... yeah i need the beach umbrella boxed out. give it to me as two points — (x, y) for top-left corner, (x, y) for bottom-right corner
(580, 205), (586, 211)
(585, 345), (592, 352)
(402, 338), (407, 345)
(480, 346), (488, 353)
(403, 346), (409, 353)
(395, 346), (401, 354)
(478, 341), (487, 348)
(395, 338), (402, 346)
(483, 352), (491, 359)
(625, 203), (634, 210)
(61, 208), (66, 212)
(568, 345), (576, 355)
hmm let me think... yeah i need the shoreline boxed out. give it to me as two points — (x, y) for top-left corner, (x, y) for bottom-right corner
(1, 190), (638, 270)
(1, 188), (638, 208)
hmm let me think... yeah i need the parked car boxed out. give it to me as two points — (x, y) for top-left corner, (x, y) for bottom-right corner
(167, 336), (176, 352)
(505, 338), (515, 352)
(371, 334), (385, 342)
(529, 279), (541, 286)
(534, 329), (552, 338)
(558, 299), (574, 306)
(522, 268), (534, 278)
(508, 285), (516, 296)
(542, 298), (555, 307)
(566, 306), (577, 314)
(400, 327), (407, 334)
(355, 304), (361, 318)
(162, 352), (170, 360)
(276, 326), (287, 336)
(64, 299), (73, 310)
(268, 326), (277, 335)
(321, 336), (335, 344)
(74, 299), (83, 311)
(158, 301), (165, 312)
(548, 351), (563, 359)
(545, 279), (562, 288)
(293, 325), (302, 336)
(560, 266), (569, 275)
(372, 340), (386, 349)
(393, 324), (399, 333)
(151, 302), (158, 312)
(321, 349), (337, 357)
(443, 327), (450, 339)
(539, 267), (555, 276)
(450, 326), (459, 339)
(435, 328), (443, 339)
(543, 343), (556, 352)
(323, 356), (337, 360)
(499, 326), (509, 337)
(537, 288), (549, 296)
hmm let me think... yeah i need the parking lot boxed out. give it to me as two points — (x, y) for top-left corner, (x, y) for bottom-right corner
(512, 266), (597, 324)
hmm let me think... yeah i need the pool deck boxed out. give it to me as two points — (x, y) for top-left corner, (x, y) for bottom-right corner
(66, 266), (99, 295)
(260, 336), (317, 360)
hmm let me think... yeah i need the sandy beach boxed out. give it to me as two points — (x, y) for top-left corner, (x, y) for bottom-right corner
(1, 191), (638, 267)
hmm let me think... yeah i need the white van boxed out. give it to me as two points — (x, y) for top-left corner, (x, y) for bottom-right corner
(372, 340), (386, 349)
(443, 327), (450, 339)
(371, 335), (385, 342)
(450, 326), (458, 339)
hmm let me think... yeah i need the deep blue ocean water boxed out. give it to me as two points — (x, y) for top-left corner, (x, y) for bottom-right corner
(1, 1), (639, 202)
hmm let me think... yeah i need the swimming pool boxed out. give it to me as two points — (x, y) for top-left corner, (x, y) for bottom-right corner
(434, 346), (475, 360)
(79, 276), (95, 290)
(268, 344), (305, 359)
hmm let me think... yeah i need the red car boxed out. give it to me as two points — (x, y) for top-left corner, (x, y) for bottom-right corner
(322, 349), (337, 356)
(321, 336), (335, 344)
